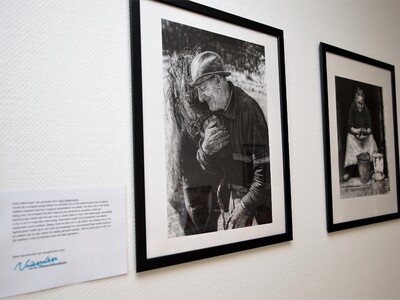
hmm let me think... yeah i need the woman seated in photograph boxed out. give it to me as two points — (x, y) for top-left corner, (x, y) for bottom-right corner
(343, 88), (378, 181)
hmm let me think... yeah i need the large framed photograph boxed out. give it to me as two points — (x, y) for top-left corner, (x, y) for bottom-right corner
(131, 0), (292, 271)
(320, 42), (400, 232)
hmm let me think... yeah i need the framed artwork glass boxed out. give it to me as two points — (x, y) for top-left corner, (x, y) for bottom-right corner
(320, 42), (400, 232)
(131, 0), (292, 271)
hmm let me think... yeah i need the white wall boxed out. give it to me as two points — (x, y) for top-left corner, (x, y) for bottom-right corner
(1, 0), (400, 298)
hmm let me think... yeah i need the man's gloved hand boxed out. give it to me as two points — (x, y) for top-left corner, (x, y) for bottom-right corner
(202, 120), (230, 155)
(226, 201), (253, 229)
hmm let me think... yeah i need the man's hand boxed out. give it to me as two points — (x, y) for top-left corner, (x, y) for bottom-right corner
(226, 201), (253, 229)
(202, 120), (230, 155)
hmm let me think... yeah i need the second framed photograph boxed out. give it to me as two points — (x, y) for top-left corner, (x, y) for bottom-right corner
(131, 0), (292, 271)
(320, 42), (400, 232)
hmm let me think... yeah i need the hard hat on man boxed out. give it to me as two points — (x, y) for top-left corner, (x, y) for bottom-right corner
(189, 51), (231, 87)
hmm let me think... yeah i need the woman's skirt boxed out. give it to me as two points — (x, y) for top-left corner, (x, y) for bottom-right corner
(344, 133), (378, 167)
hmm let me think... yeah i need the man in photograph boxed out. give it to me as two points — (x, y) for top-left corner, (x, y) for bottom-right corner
(190, 51), (272, 229)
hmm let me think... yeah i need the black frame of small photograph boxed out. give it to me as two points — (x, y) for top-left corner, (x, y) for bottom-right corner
(131, 0), (292, 272)
(320, 42), (400, 232)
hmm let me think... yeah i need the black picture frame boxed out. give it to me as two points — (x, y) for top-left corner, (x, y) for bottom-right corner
(320, 42), (400, 232)
(131, 0), (292, 272)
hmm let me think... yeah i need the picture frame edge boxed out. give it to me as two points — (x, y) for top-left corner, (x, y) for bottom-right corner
(131, 0), (292, 272)
(319, 42), (400, 233)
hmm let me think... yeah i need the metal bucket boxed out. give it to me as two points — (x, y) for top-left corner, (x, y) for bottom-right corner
(357, 152), (370, 183)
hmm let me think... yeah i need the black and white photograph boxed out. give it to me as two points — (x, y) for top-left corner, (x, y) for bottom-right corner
(335, 77), (389, 199)
(162, 20), (272, 237)
(320, 43), (400, 232)
(132, 0), (291, 271)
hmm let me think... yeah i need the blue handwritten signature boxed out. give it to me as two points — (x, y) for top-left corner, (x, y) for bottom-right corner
(14, 256), (59, 271)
